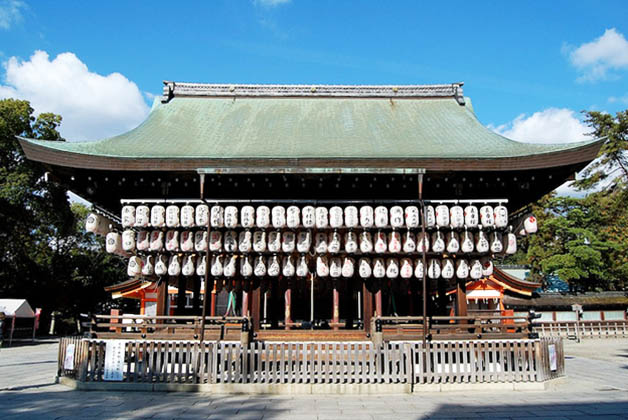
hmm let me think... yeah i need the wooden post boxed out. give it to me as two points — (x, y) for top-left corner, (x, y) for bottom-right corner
(192, 276), (201, 314)
(363, 281), (373, 336)
(242, 280), (250, 317)
(456, 280), (468, 317)
(156, 277), (168, 317)
(210, 282), (217, 317)
(332, 280), (340, 330)
(284, 282), (292, 330)
(177, 276), (186, 315)
(375, 282), (383, 317)
(251, 281), (261, 334)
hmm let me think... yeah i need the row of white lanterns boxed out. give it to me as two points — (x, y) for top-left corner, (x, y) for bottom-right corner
(117, 203), (515, 230)
(127, 253), (493, 280)
(108, 228), (517, 255)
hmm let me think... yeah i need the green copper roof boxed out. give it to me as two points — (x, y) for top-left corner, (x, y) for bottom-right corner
(20, 94), (601, 160)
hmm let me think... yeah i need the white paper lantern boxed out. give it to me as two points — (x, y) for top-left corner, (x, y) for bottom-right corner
(388, 231), (402, 253)
(253, 231), (267, 253)
(210, 205), (225, 228)
(402, 232), (417, 253)
(446, 232), (460, 254)
(315, 207), (329, 229)
(136, 230), (150, 251)
(441, 259), (455, 279)
(240, 255), (253, 277)
(414, 259), (425, 279)
(180, 231), (194, 252)
(166, 205), (180, 228)
(375, 206), (388, 228)
(464, 205), (479, 228)
(181, 205), (195, 228)
(271, 206), (286, 229)
(165, 230), (179, 252)
(195, 204), (209, 227)
(359, 231), (374, 253)
(460, 231), (474, 253)
(469, 259), (483, 279)
(450, 205), (464, 229)
(223, 255), (237, 277)
(301, 206), (315, 228)
(296, 256), (309, 277)
(142, 256), (155, 276)
(372, 258), (386, 278)
(316, 256), (330, 277)
(431, 231), (445, 253)
(127, 256), (143, 277)
(286, 206), (300, 228)
(182, 255), (196, 276)
(254, 256), (267, 277)
(329, 257), (342, 278)
(427, 259), (441, 279)
(149, 231), (164, 251)
(480, 257), (493, 277)
(404, 206), (420, 228)
(241, 206), (255, 228)
(344, 206), (358, 228)
(223, 230), (238, 252)
(267, 231), (281, 252)
(342, 257), (355, 278)
(455, 259), (469, 279)
(282, 231), (296, 253)
(122, 230), (136, 252)
(209, 231), (222, 252)
(494, 205), (508, 228)
(238, 231), (252, 253)
(268, 255), (281, 277)
(329, 206), (344, 228)
(150, 205), (166, 228)
(359, 206), (374, 228)
(417, 232), (430, 253)
(435, 205), (449, 228)
(282, 256), (295, 277)
(490, 232), (503, 253)
(524, 215), (538, 234)
(135, 205), (150, 228)
(386, 258), (399, 278)
(358, 258), (372, 278)
(328, 231), (342, 254)
(194, 231), (208, 252)
(106, 232), (123, 254)
(224, 206), (238, 228)
(390, 206), (404, 228)
(504, 232), (517, 254)
(314, 232), (328, 254)
(155, 255), (168, 276)
(168, 255), (181, 276)
(424, 206), (436, 228)
(121, 205), (136, 228)
(400, 258), (413, 278)
(374, 231), (387, 253)
(480, 205), (495, 228)
(211, 255), (224, 276)
(475, 230), (489, 253)
(344, 231), (358, 253)
(296, 231), (312, 253)
(196, 255), (206, 276)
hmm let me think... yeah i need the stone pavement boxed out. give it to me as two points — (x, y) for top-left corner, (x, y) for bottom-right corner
(1, 339), (628, 419)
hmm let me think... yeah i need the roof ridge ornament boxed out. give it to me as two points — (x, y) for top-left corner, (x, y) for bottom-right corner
(161, 81), (466, 103)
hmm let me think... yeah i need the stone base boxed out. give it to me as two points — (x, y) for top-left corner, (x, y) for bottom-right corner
(58, 376), (564, 394)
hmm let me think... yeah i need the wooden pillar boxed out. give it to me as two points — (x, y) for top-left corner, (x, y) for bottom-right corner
(252, 282), (261, 333)
(156, 278), (168, 317)
(332, 281), (340, 330)
(375, 281), (383, 317)
(456, 280), (468, 317)
(284, 282), (292, 330)
(408, 281), (415, 316)
(242, 283), (250, 318)
(363, 281), (373, 335)
(177, 276), (186, 316)
(210, 282), (217, 317)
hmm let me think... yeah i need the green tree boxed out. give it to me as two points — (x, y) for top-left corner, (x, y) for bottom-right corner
(0, 99), (125, 334)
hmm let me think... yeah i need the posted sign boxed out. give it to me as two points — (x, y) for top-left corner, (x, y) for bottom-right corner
(63, 343), (75, 370)
(103, 340), (126, 381)
(548, 344), (557, 372)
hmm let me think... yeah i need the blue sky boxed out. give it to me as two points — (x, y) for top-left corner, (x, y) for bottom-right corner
(1, 0), (628, 143)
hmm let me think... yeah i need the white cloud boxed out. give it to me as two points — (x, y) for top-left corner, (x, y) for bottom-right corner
(491, 108), (590, 144)
(608, 93), (628, 105)
(567, 28), (628, 82)
(254, 0), (291, 7)
(0, 50), (149, 141)
(0, 0), (25, 30)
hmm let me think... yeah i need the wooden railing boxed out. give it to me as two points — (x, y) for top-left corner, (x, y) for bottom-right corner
(536, 320), (628, 340)
(89, 314), (251, 343)
(371, 314), (534, 342)
(57, 337), (563, 386)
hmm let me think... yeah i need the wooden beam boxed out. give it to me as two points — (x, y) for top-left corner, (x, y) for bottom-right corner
(332, 281), (340, 331)
(363, 281), (373, 335)
(284, 281), (292, 330)
(456, 280), (468, 317)
(156, 278), (168, 319)
(251, 281), (261, 333)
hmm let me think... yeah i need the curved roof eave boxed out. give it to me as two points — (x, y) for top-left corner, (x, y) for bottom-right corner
(17, 134), (605, 172)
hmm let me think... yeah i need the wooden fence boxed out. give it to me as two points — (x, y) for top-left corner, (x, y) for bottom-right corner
(536, 320), (628, 339)
(58, 337), (563, 386)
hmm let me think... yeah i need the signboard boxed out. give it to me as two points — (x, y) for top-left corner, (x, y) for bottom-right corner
(103, 340), (126, 381)
(63, 343), (75, 370)
(548, 344), (557, 371)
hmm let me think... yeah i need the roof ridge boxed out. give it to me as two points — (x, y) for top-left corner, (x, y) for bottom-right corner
(162, 81), (466, 104)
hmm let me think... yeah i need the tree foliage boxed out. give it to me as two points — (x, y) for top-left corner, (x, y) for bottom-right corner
(513, 109), (628, 292)
(0, 99), (125, 334)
